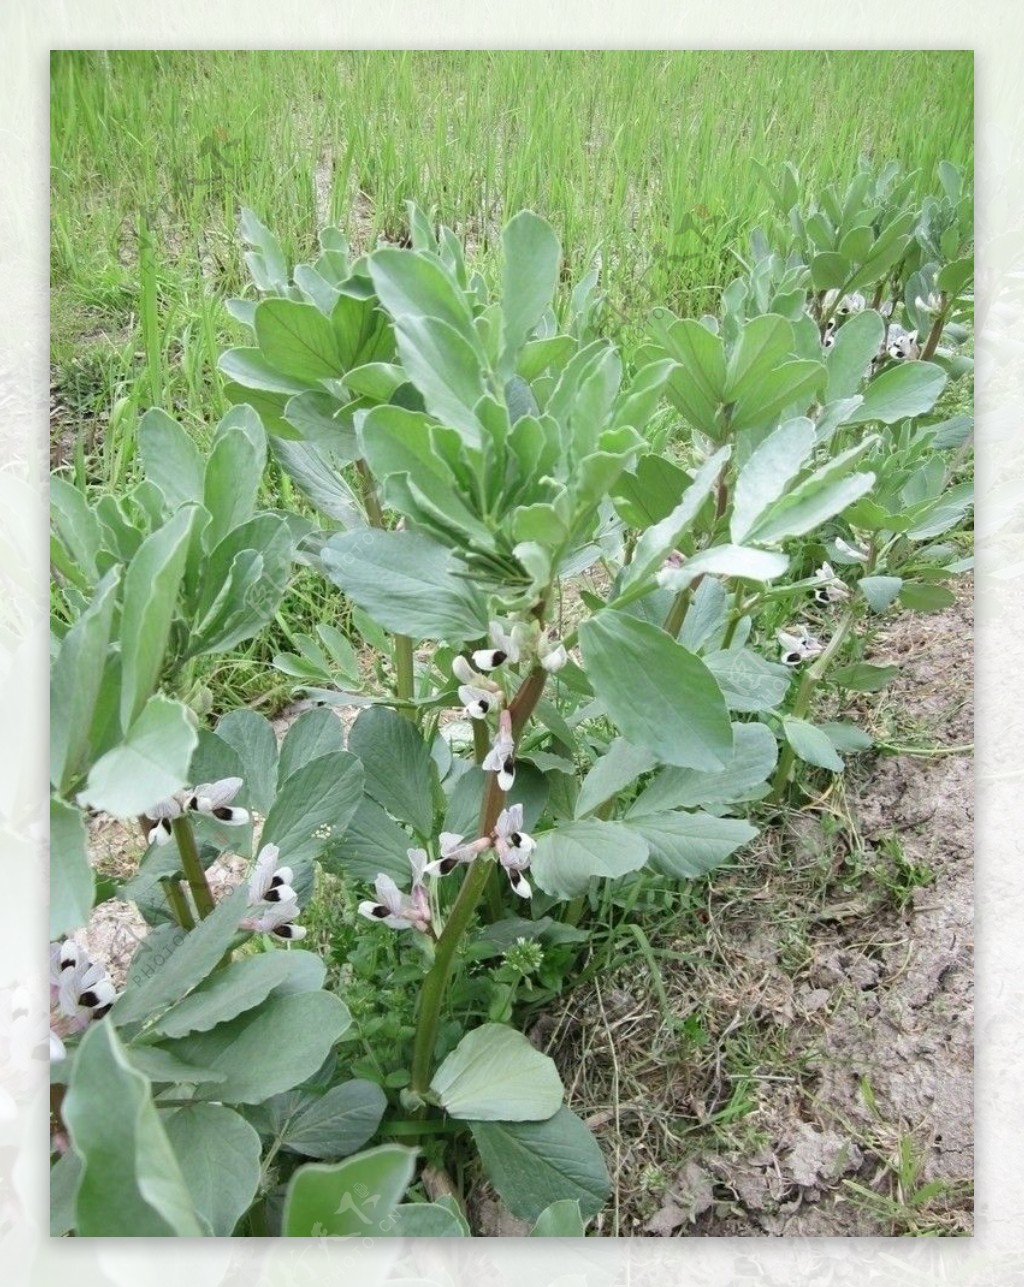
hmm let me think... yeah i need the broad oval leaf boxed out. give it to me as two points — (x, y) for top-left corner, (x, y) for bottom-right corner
(283, 1144), (417, 1237)
(164, 990), (352, 1105)
(163, 1103), (262, 1236)
(151, 950), (312, 1039)
(254, 297), (342, 382)
(50, 796), (94, 939)
(730, 418), (815, 543)
(348, 706), (435, 838)
(627, 810), (758, 879)
(321, 529), (488, 642)
(470, 1106), (610, 1223)
(579, 614), (732, 770)
(112, 883), (252, 1027)
(783, 716), (844, 771)
(261, 750), (364, 868)
(531, 820), (650, 899)
(79, 695), (199, 818)
(431, 1023), (564, 1122)
(276, 1079), (388, 1159)
(627, 722), (778, 814)
(530, 1199), (586, 1237)
(846, 360), (947, 425)
(500, 211), (561, 374)
(63, 1022), (203, 1236)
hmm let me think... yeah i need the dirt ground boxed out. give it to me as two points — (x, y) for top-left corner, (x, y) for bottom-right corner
(538, 579), (974, 1238)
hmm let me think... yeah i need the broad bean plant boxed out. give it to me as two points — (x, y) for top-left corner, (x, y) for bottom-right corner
(49, 161), (973, 1236)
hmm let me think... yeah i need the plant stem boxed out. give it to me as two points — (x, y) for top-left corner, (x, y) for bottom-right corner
(160, 876), (196, 930)
(662, 588), (690, 638)
(356, 457), (384, 527)
(920, 294), (949, 362)
(472, 718), (490, 764)
(394, 633), (415, 717)
(409, 666), (549, 1097)
(171, 815), (216, 920)
(768, 605), (858, 802)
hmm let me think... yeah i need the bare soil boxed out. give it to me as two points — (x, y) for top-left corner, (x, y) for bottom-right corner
(541, 580), (974, 1237)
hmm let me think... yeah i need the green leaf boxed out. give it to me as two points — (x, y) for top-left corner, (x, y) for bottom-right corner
(500, 211), (561, 373)
(255, 297), (342, 382)
(899, 582), (955, 613)
(616, 446), (730, 599)
(811, 251), (849, 290)
(63, 1021), (203, 1236)
(627, 810), (758, 878)
(270, 437), (363, 524)
(730, 418), (815, 542)
(905, 482), (974, 540)
(783, 717), (844, 771)
(820, 721), (875, 752)
(283, 1144), (417, 1237)
(937, 254), (973, 298)
(51, 476), (102, 580)
(79, 695), (199, 817)
(151, 950), (311, 1038)
(729, 359), (825, 432)
(261, 750), (364, 868)
(112, 883), (251, 1027)
(348, 707), (435, 837)
(213, 709), (280, 816)
(331, 291), (393, 369)
(219, 347), (312, 395)
(831, 662), (900, 693)
(574, 739), (658, 819)
(531, 820), (650, 899)
(163, 1103), (262, 1236)
(530, 1199), (586, 1237)
(658, 544), (790, 592)
(579, 614), (733, 770)
(430, 1023), (563, 1121)
(138, 409), (205, 509)
(744, 472), (876, 545)
(654, 312), (726, 435)
(126, 1047), (226, 1085)
(704, 648), (791, 712)
(120, 505), (198, 729)
(858, 575), (903, 612)
(50, 567), (120, 792)
(846, 361), (947, 425)
(470, 1107), (610, 1223)
(826, 310), (885, 401)
(49, 1148), (82, 1236)
(612, 453), (690, 527)
(383, 1202), (469, 1237)
(321, 796), (415, 886)
(724, 314), (795, 403)
(50, 797), (94, 938)
(203, 412), (267, 548)
(165, 990), (352, 1104)
(283, 390), (359, 457)
(189, 513), (295, 656)
(321, 529), (488, 641)
(274, 1079), (388, 1159)
(628, 723), (778, 814)
(278, 708), (346, 785)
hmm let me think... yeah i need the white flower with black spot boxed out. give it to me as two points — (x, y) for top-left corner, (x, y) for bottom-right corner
(493, 804), (535, 899)
(358, 849), (432, 932)
(483, 709), (516, 791)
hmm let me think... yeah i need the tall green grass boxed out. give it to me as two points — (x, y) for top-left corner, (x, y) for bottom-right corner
(49, 50), (973, 701)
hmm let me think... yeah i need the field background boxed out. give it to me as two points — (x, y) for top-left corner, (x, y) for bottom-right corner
(50, 49), (975, 1238)
(51, 49), (973, 457)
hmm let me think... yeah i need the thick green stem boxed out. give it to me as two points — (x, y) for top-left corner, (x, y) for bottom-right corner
(662, 589), (690, 638)
(768, 606), (859, 802)
(171, 815), (216, 920)
(409, 666), (549, 1096)
(160, 876), (196, 930)
(394, 633), (415, 716)
(356, 457), (384, 527)
(920, 294), (949, 362)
